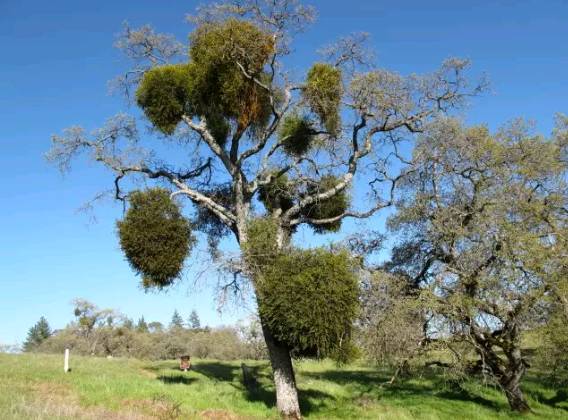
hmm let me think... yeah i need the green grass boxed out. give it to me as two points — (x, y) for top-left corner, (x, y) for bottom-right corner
(0, 353), (566, 419)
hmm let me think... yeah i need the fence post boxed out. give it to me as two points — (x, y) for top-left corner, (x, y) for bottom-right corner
(64, 348), (70, 373)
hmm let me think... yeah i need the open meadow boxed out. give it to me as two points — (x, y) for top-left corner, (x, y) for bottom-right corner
(0, 353), (566, 419)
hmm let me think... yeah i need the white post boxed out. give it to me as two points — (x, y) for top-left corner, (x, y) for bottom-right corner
(64, 348), (70, 373)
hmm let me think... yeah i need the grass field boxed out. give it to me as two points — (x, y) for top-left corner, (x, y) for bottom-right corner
(0, 353), (566, 419)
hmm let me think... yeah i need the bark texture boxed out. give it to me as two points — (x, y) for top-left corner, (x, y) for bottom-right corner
(473, 332), (530, 413)
(500, 376), (530, 413)
(261, 322), (301, 419)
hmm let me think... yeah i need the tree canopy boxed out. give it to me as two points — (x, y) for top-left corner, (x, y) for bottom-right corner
(47, 1), (484, 417)
(386, 117), (568, 411)
(23, 317), (52, 352)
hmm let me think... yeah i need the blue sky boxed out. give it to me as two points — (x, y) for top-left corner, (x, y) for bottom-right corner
(1, 0), (567, 345)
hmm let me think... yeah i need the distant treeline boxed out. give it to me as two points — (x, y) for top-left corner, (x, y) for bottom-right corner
(24, 299), (266, 361)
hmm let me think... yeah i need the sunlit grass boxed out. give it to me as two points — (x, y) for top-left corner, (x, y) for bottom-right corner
(0, 353), (566, 419)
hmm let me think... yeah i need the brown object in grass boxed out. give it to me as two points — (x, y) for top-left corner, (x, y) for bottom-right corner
(180, 355), (191, 371)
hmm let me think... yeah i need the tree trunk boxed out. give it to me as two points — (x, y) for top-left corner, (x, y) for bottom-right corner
(500, 376), (530, 413)
(238, 220), (301, 418)
(471, 331), (530, 413)
(261, 322), (301, 419)
(499, 346), (530, 413)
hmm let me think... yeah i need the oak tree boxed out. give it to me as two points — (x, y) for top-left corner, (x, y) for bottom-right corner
(388, 117), (568, 412)
(47, 1), (479, 416)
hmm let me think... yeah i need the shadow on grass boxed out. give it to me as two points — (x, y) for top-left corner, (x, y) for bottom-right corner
(528, 389), (568, 411)
(303, 369), (390, 395)
(192, 362), (241, 382)
(193, 361), (335, 415)
(436, 387), (500, 410)
(305, 369), (505, 412)
(241, 381), (335, 415)
(157, 374), (197, 385)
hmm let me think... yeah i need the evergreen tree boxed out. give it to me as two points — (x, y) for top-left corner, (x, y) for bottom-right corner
(23, 316), (51, 352)
(170, 310), (184, 329)
(188, 310), (201, 330)
(136, 316), (149, 333)
(122, 317), (134, 330)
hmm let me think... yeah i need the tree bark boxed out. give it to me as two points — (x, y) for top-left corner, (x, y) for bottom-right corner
(472, 333), (530, 413)
(500, 375), (530, 413)
(261, 322), (301, 419)
(499, 346), (530, 413)
(239, 220), (301, 418)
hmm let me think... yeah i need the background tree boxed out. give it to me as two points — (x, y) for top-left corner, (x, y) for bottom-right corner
(535, 256), (568, 383)
(23, 317), (52, 352)
(72, 299), (117, 355)
(357, 271), (425, 371)
(169, 310), (184, 330)
(148, 321), (164, 333)
(136, 316), (149, 333)
(47, 1), (481, 416)
(188, 310), (201, 330)
(36, 300), (256, 361)
(387, 117), (568, 412)
(237, 315), (268, 360)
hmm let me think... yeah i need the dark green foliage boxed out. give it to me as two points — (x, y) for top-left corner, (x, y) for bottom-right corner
(256, 248), (359, 360)
(117, 188), (193, 289)
(304, 63), (342, 135)
(302, 175), (349, 233)
(23, 317), (52, 352)
(243, 218), (280, 270)
(203, 111), (231, 146)
(136, 64), (192, 135)
(257, 173), (295, 214)
(278, 114), (315, 156)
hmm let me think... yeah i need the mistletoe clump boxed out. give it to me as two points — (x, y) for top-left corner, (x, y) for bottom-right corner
(136, 64), (193, 135)
(189, 19), (275, 132)
(117, 188), (193, 288)
(258, 173), (296, 214)
(256, 247), (359, 360)
(278, 114), (315, 156)
(243, 219), (359, 360)
(243, 217), (281, 270)
(301, 175), (349, 233)
(303, 63), (343, 135)
(136, 19), (275, 142)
